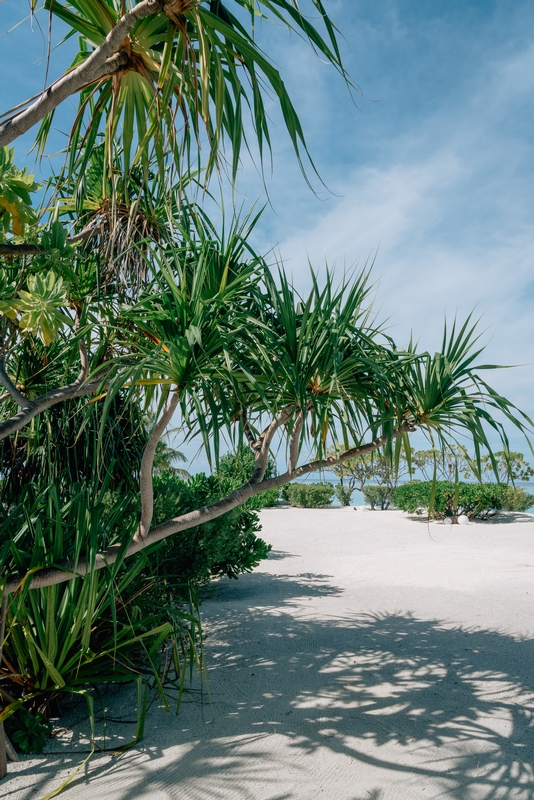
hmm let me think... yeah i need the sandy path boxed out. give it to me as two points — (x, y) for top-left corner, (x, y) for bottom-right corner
(4, 507), (534, 799)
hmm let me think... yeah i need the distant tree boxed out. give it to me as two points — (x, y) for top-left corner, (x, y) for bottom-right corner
(412, 447), (473, 482)
(153, 439), (190, 479)
(412, 447), (534, 485)
(327, 446), (412, 505)
(480, 451), (534, 484)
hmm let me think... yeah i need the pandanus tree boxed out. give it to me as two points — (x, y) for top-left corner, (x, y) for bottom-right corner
(1, 217), (530, 593)
(0, 0), (532, 783)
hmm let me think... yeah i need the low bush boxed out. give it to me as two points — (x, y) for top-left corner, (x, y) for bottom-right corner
(0, 484), (202, 739)
(363, 484), (393, 510)
(282, 483), (334, 508)
(392, 481), (507, 520)
(5, 709), (52, 754)
(216, 446), (280, 509)
(0, 475), (272, 742)
(500, 486), (534, 512)
(334, 485), (354, 506)
(151, 473), (272, 583)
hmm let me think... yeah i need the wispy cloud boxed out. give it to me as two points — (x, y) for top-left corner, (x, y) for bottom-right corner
(244, 11), (534, 447)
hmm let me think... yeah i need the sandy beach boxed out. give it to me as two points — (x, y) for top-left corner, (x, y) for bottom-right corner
(4, 507), (534, 800)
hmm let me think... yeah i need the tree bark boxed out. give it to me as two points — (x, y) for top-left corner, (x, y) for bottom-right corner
(0, 221), (103, 258)
(0, 359), (31, 409)
(0, 0), (165, 147)
(134, 392), (180, 543)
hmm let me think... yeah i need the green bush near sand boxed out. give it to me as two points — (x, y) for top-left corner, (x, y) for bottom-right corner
(216, 446), (280, 509)
(363, 484), (394, 510)
(152, 473), (272, 582)
(282, 483), (334, 508)
(500, 486), (534, 512)
(391, 481), (534, 520)
(334, 485), (354, 506)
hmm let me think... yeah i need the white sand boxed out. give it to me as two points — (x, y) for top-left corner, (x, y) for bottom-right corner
(4, 507), (534, 799)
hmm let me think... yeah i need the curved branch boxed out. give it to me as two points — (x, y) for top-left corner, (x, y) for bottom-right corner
(0, 358), (30, 409)
(249, 405), (294, 484)
(0, 372), (110, 442)
(134, 392), (180, 543)
(0, 217), (112, 259)
(0, 244), (43, 257)
(4, 419), (414, 594)
(0, 0), (164, 147)
(288, 411), (305, 474)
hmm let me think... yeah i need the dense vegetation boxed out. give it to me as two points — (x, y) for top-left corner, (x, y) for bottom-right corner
(392, 481), (534, 520)
(0, 0), (531, 780)
(282, 482), (334, 508)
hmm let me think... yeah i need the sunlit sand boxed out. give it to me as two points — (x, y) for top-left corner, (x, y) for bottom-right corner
(6, 507), (534, 799)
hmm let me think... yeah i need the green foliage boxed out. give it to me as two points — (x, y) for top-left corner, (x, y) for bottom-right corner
(480, 451), (534, 484)
(0, 146), (39, 239)
(412, 447), (473, 481)
(216, 445), (279, 508)
(392, 481), (507, 520)
(35, 0), (351, 189)
(7, 271), (73, 346)
(0, 392), (148, 505)
(153, 439), (190, 478)
(0, 484), (203, 724)
(282, 482), (334, 508)
(412, 447), (534, 485)
(327, 446), (411, 501)
(6, 709), (53, 754)
(327, 449), (376, 493)
(334, 484), (354, 506)
(499, 486), (534, 512)
(364, 484), (393, 510)
(151, 473), (272, 582)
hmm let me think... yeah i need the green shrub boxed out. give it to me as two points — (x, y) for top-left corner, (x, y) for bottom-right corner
(151, 473), (272, 582)
(500, 486), (534, 512)
(282, 482), (334, 508)
(363, 484), (393, 510)
(216, 445), (280, 508)
(0, 484), (201, 730)
(392, 481), (506, 520)
(334, 484), (354, 506)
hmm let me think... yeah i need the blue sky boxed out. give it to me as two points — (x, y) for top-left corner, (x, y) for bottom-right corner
(1, 1), (533, 470)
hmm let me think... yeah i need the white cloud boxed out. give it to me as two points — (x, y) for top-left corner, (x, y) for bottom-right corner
(256, 33), (534, 449)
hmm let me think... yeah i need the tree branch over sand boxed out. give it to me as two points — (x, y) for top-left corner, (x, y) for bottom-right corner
(3, 416), (414, 594)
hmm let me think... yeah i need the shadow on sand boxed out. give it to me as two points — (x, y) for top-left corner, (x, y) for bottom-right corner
(5, 569), (534, 800)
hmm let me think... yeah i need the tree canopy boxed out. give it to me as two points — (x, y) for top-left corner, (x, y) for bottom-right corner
(0, 1), (532, 779)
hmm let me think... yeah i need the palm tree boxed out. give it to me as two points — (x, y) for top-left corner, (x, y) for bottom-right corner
(0, 1), (352, 188)
(2, 246), (529, 592)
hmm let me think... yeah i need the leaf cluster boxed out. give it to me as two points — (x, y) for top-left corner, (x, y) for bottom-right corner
(0, 147), (39, 240)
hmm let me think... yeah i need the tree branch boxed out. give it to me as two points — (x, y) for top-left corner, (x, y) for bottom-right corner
(134, 391), (180, 543)
(288, 411), (304, 474)
(0, 372), (109, 442)
(3, 419), (415, 594)
(249, 405), (293, 484)
(0, 244), (43, 257)
(0, 0), (165, 147)
(241, 408), (256, 448)
(0, 219), (107, 258)
(0, 358), (31, 409)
